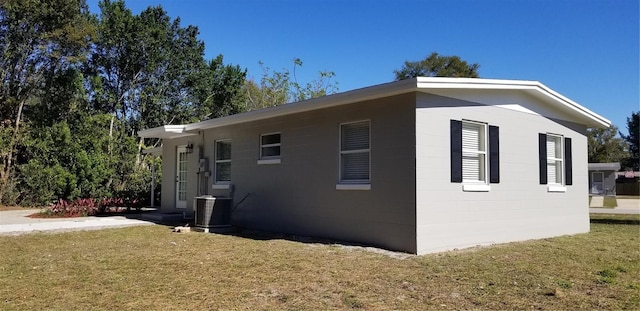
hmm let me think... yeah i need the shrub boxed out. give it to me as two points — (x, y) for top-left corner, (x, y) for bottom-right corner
(46, 198), (99, 217)
(43, 197), (145, 217)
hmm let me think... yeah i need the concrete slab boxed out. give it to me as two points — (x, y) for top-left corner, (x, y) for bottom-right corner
(616, 199), (640, 210)
(589, 196), (604, 208)
(0, 209), (155, 235)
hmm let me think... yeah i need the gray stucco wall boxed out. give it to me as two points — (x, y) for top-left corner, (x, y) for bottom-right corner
(415, 92), (589, 254)
(162, 94), (418, 253)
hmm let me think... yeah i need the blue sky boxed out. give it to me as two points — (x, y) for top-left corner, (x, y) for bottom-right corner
(87, 0), (639, 132)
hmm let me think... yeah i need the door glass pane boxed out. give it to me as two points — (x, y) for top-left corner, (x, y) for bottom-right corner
(593, 173), (603, 182)
(177, 149), (187, 201)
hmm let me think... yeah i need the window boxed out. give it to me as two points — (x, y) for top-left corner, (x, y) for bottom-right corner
(215, 140), (231, 184)
(450, 119), (499, 191)
(546, 134), (563, 184)
(338, 120), (370, 189)
(538, 133), (573, 191)
(462, 121), (488, 183)
(258, 133), (281, 164)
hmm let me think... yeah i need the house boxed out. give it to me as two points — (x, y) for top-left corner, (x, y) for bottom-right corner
(588, 162), (620, 196)
(138, 77), (610, 255)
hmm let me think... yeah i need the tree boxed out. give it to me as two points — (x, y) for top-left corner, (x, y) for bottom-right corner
(0, 0), (93, 202)
(86, 0), (247, 197)
(587, 125), (628, 163)
(620, 111), (639, 170)
(394, 52), (480, 80)
(0, 0), (247, 205)
(243, 59), (338, 111)
(192, 55), (247, 119)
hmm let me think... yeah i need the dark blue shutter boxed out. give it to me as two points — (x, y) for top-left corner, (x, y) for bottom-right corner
(489, 125), (500, 183)
(564, 137), (572, 185)
(539, 133), (547, 184)
(450, 120), (462, 183)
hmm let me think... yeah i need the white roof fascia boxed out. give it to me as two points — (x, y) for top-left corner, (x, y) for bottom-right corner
(137, 125), (197, 139)
(416, 77), (611, 128)
(138, 77), (610, 137)
(185, 78), (417, 132)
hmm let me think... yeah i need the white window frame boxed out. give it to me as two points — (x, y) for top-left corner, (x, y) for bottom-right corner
(214, 139), (231, 186)
(258, 132), (281, 165)
(546, 133), (565, 191)
(337, 120), (371, 190)
(461, 120), (489, 191)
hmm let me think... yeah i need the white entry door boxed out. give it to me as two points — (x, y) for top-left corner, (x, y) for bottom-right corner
(591, 172), (604, 195)
(175, 146), (188, 209)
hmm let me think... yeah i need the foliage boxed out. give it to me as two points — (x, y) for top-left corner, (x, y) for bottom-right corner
(587, 125), (628, 163)
(394, 52), (480, 80)
(243, 58), (338, 111)
(620, 111), (639, 170)
(42, 197), (142, 217)
(44, 198), (99, 217)
(0, 0), (246, 206)
(0, 0), (93, 201)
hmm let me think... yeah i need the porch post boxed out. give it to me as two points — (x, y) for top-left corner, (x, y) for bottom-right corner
(151, 161), (156, 207)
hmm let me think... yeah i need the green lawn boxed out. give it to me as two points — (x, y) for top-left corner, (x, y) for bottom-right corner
(0, 215), (638, 310)
(603, 197), (618, 208)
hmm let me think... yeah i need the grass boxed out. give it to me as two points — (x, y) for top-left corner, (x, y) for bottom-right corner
(603, 197), (618, 208)
(0, 215), (638, 310)
(617, 195), (640, 199)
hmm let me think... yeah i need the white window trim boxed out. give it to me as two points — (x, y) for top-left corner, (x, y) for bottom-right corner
(257, 158), (281, 165)
(336, 184), (371, 191)
(463, 184), (491, 192)
(212, 184), (231, 190)
(546, 133), (564, 187)
(461, 120), (489, 186)
(259, 132), (281, 162)
(214, 139), (231, 185)
(547, 186), (567, 193)
(337, 120), (371, 189)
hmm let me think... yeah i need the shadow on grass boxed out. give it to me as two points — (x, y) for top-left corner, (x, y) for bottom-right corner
(590, 217), (640, 225)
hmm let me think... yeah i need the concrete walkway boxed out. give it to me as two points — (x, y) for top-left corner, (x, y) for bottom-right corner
(589, 196), (604, 208)
(589, 197), (640, 215)
(0, 209), (155, 235)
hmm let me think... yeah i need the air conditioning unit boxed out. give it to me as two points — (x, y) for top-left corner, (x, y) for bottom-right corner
(193, 196), (232, 231)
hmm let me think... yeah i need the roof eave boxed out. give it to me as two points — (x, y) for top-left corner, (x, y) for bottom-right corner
(416, 78), (611, 128)
(185, 78), (419, 132)
(138, 125), (196, 139)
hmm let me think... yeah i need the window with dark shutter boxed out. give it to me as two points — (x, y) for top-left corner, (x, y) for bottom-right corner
(451, 120), (499, 187)
(540, 133), (571, 191)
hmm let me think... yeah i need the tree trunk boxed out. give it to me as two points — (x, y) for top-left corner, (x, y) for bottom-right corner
(136, 136), (144, 166)
(0, 99), (26, 201)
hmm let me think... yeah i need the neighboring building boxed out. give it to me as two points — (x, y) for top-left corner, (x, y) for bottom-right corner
(588, 162), (620, 196)
(139, 77), (610, 255)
